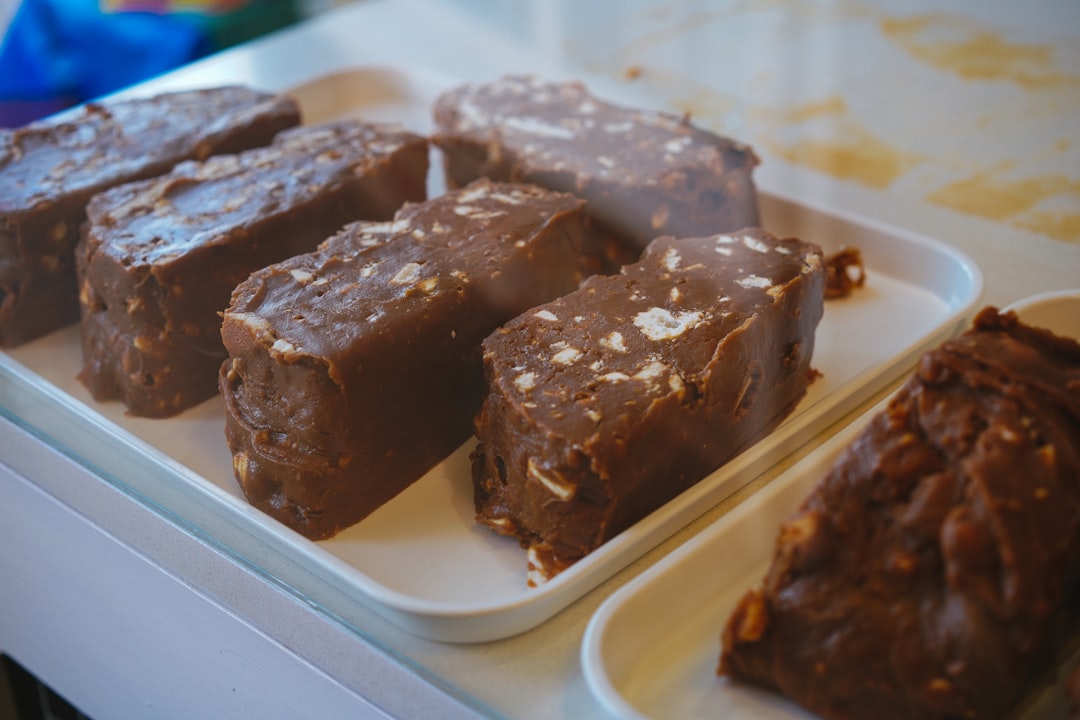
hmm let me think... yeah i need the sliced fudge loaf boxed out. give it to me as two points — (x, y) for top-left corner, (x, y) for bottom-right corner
(220, 179), (587, 540)
(433, 75), (761, 272)
(720, 308), (1080, 720)
(472, 229), (825, 585)
(0, 86), (300, 346)
(77, 120), (428, 417)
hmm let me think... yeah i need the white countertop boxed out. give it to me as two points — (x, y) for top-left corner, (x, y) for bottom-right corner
(2, 1), (1078, 718)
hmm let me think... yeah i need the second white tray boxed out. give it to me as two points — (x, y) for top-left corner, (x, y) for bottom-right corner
(582, 291), (1080, 719)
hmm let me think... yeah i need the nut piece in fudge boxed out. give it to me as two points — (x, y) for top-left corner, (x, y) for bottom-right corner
(0, 86), (301, 346)
(219, 179), (588, 540)
(77, 120), (428, 417)
(471, 229), (825, 585)
(433, 74), (761, 272)
(720, 308), (1080, 720)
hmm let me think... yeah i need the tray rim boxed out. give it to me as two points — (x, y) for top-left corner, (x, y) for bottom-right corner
(580, 289), (1080, 719)
(0, 187), (982, 643)
(579, 405), (877, 720)
(0, 64), (985, 644)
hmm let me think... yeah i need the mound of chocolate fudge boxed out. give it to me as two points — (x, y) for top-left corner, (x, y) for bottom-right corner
(720, 308), (1080, 720)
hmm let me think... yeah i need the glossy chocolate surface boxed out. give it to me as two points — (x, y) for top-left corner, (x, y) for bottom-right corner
(721, 308), (1080, 720)
(78, 120), (428, 417)
(472, 229), (825, 584)
(434, 75), (761, 272)
(220, 180), (587, 539)
(0, 86), (301, 345)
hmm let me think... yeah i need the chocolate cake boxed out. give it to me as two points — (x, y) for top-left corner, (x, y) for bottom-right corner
(432, 75), (760, 273)
(0, 86), (301, 346)
(471, 229), (825, 585)
(720, 308), (1080, 720)
(219, 179), (588, 540)
(77, 120), (428, 417)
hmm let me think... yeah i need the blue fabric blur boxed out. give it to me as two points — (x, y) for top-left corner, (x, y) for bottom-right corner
(0, 0), (209, 125)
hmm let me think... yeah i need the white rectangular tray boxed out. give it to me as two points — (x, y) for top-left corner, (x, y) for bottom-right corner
(581, 292), (1080, 719)
(0, 67), (981, 643)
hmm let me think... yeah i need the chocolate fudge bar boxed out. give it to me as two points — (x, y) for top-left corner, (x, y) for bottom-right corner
(720, 308), (1080, 720)
(433, 75), (761, 272)
(220, 179), (587, 540)
(472, 229), (825, 585)
(0, 86), (300, 346)
(78, 120), (428, 417)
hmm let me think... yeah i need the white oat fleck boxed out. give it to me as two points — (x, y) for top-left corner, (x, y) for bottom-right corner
(661, 247), (681, 272)
(634, 307), (706, 341)
(469, 210), (508, 220)
(634, 359), (668, 383)
(391, 262), (422, 285)
(601, 372), (631, 382)
(586, 409), (602, 423)
(504, 116), (576, 140)
(664, 137), (692, 154)
(527, 458), (576, 501)
(514, 372), (537, 393)
(534, 309), (559, 322)
(490, 192), (524, 205)
(456, 185), (492, 203)
(743, 235), (770, 253)
(527, 546), (553, 587)
(669, 373), (685, 394)
(600, 331), (628, 353)
(271, 338), (297, 356)
(552, 346), (582, 365)
(362, 218), (410, 234)
(234, 312), (273, 336)
(715, 246), (733, 256)
(290, 269), (314, 284)
(736, 275), (772, 289)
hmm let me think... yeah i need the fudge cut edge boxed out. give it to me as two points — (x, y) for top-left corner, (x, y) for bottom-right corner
(76, 120), (429, 417)
(471, 229), (825, 584)
(219, 180), (588, 540)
